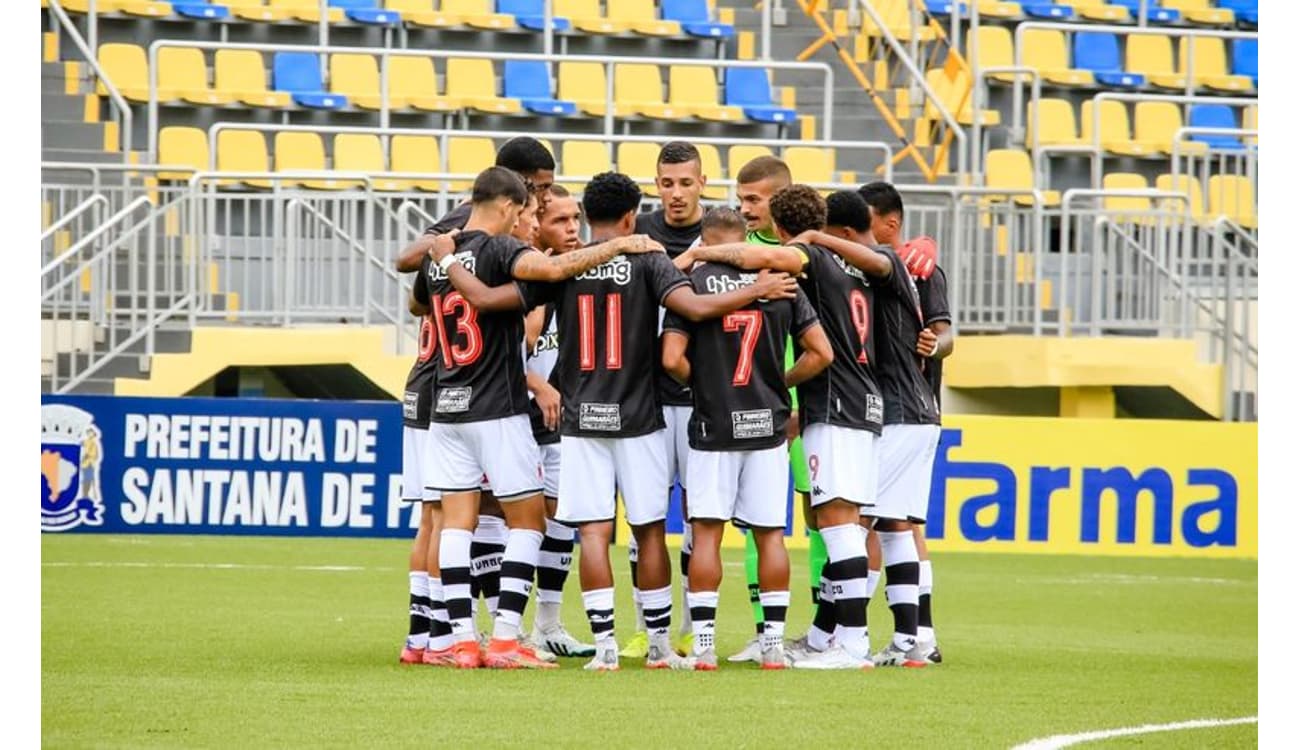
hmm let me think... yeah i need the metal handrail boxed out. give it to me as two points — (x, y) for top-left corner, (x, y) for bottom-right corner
(147, 40), (838, 161)
(46, 0), (132, 159)
(972, 66), (1042, 184)
(40, 196), (153, 278)
(41, 195), (109, 243)
(57, 294), (195, 394)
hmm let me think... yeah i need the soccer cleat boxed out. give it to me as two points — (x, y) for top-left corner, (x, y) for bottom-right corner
(483, 638), (558, 669)
(619, 630), (650, 658)
(760, 644), (787, 671)
(693, 648), (719, 672)
(536, 625), (597, 658)
(645, 641), (695, 670)
(399, 646), (425, 665)
(451, 640), (483, 669)
(790, 644), (874, 670)
(583, 649), (620, 672)
(782, 635), (823, 665)
(520, 632), (558, 663)
(725, 637), (762, 663)
(873, 641), (928, 668)
(422, 646), (458, 667)
(672, 630), (693, 657)
(917, 639), (943, 664)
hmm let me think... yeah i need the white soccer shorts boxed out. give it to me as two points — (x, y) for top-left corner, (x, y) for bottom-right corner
(802, 423), (879, 509)
(427, 415), (543, 502)
(401, 426), (439, 502)
(540, 442), (561, 499)
(867, 424), (941, 523)
(556, 430), (670, 527)
(686, 443), (790, 529)
(663, 405), (692, 489)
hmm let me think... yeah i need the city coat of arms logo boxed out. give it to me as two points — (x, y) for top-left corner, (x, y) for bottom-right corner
(41, 404), (104, 532)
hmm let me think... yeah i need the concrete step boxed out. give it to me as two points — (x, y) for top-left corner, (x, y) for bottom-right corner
(41, 376), (116, 395)
(43, 121), (112, 153)
(42, 62), (78, 94)
(42, 148), (130, 166)
(44, 92), (91, 122)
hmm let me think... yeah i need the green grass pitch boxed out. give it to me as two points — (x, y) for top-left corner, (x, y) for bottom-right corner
(42, 535), (1256, 748)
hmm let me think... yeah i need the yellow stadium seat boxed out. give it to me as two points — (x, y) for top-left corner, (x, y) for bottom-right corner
(273, 132), (337, 189)
(1179, 37), (1252, 92)
(1021, 29), (1094, 86)
(268, 0), (344, 22)
(970, 27), (1017, 84)
(223, 0), (292, 21)
(616, 142), (661, 195)
(214, 50), (292, 108)
(446, 58), (521, 114)
(1126, 35), (1190, 91)
(56, 0), (124, 11)
(1133, 101), (1207, 156)
(332, 134), (391, 190)
(159, 47), (232, 106)
(118, 1), (172, 17)
(96, 44), (161, 102)
(615, 64), (687, 119)
(608, 0), (681, 36)
(1243, 104), (1257, 146)
(384, 0), (461, 27)
(330, 54), (401, 110)
(1162, 0), (1234, 25)
(557, 62), (609, 116)
(559, 141), (612, 190)
(1027, 98), (1081, 147)
(1081, 100), (1156, 157)
(668, 66), (742, 122)
(696, 144), (727, 200)
(862, 0), (936, 41)
(727, 145), (774, 181)
(391, 135), (443, 191)
(447, 136), (496, 191)
(554, 0), (632, 33)
(157, 126), (208, 181)
(1056, 0), (1129, 22)
(976, 0), (1023, 19)
(1155, 173), (1206, 221)
(984, 148), (1060, 206)
(441, 0), (515, 29)
(1101, 172), (1151, 214)
(389, 57), (462, 112)
(1207, 175), (1256, 228)
(216, 130), (272, 188)
(783, 146), (834, 189)
(925, 66), (1000, 126)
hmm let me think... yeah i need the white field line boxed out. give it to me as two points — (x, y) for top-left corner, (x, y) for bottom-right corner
(42, 561), (391, 572)
(1010, 716), (1258, 749)
(1015, 574), (1248, 586)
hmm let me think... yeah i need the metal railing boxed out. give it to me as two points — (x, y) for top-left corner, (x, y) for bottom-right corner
(45, 0), (132, 159)
(1171, 127), (1258, 232)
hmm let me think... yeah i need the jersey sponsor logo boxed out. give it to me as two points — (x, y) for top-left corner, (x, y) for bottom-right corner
(578, 402), (622, 431)
(428, 251), (477, 282)
(829, 253), (868, 282)
(704, 272), (758, 295)
(531, 329), (559, 356)
(866, 394), (884, 424)
(402, 391), (420, 420)
(41, 404), (105, 532)
(731, 409), (775, 440)
(435, 387), (472, 413)
(574, 256), (633, 285)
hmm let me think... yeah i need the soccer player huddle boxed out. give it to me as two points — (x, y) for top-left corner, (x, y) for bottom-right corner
(395, 136), (953, 671)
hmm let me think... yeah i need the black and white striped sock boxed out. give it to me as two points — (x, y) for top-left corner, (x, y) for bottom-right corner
(582, 587), (617, 652)
(427, 576), (453, 652)
(687, 590), (718, 655)
(406, 571), (431, 650)
(534, 519), (573, 632)
(822, 523), (870, 655)
(492, 528), (543, 642)
(438, 528), (475, 644)
(880, 530), (921, 651)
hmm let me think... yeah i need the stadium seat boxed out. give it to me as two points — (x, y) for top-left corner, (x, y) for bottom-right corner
(441, 0), (515, 29)
(925, 66), (1000, 126)
(216, 130), (272, 188)
(669, 66), (743, 122)
(1232, 39), (1257, 88)
(1073, 32), (1145, 87)
(273, 53), (348, 109)
(1206, 174), (1256, 228)
(923, 0), (970, 15)
(661, 0), (735, 38)
(1020, 29), (1094, 86)
(384, 0), (462, 27)
(446, 58), (522, 114)
(696, 143), (727, 200)
(1219, 0), (1257, 24)
(557, 62), (609, 116)
(1101, 172), (1151, 215)
(615, 64), (687, 119)
(1179, 36), (1253, 91)
(328, 0), (401, 24)
(1126, 34), (1191, 91)
(553, 0), (631, 33)
(502, 61), (577, 116)
(727, 145), (774, 180)
(1022, 2), (1072, 18)
(388, 57), (462, 112)
(1155, 173), (1206, 221)
(496, 0), (572, 31)
(1134, 101), (1206, 155)
(724, 69), (798, 124)
(1027, 98), (1081, 146)
(214, 50), (292, 107)
(608, 0), (682, 36)
(1056, 0), (1130, 22)
(95, 44), (157, 102)
(970, 26), (1017, 84)
(862, 0), (938, 41)
(1081, 99), (1155, 156)
(1188, 104), (1244, 149)
(332, 133), (400, 190)
(157, 126), (208, 180)
(223, 0), (292, 22)
(158, 47), (232, 106)
(976, 0), (1024, 19)
(1110, 0), (1180, 22)
(1162, 0), (1234, 25)
(615, 142), (661, 194)
(118, 1), (173, 17)
(559, 141), (612, 189)
(984, 148), (1060, 206)
(391, 135), (443, 191)
(783, 146), (836, 190)
(172, 3), (230, 20)
(330, 54), (400, 110)
(274, 132), (345, 190)
(269, 0), (345, 22)
(1243, 103), (1257, 145)
(447, 136), (497, 191)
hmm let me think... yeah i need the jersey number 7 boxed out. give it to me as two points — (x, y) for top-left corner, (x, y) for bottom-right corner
(722, 310), (763, 387)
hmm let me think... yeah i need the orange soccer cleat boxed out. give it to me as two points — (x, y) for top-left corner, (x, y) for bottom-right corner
(450, 639), (484, 669)
(422, 646), (459, 667)
(399, 646), (425, 665)
(483, 638), (559, 670)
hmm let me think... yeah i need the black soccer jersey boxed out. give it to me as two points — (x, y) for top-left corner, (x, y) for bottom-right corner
(636, 208), (702, 409)
(664, 263), (819, 451)
(549, 247), (690, 437)
(422, 201), (472, 236)
(526, 304), (561, 445)
(916, 265), (952, 411)
(402, 255), (438, 429)
(871, 247), (941, 426)
(428, 230), (533, 424)
(791, 243), (885, 434)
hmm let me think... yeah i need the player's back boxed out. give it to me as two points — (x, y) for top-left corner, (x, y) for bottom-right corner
(870, 246), (939, 426)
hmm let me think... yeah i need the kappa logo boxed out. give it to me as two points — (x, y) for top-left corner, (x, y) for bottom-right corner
(40, 404), (105, 532)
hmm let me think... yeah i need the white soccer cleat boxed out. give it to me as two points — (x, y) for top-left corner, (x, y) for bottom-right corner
(535, 625), (597, 658)
(583, 648), (620, 672)
(519, 632), (558, 663)
(790, 644), (875, 670)
(645, 641), (696, 670)
(872, 641), (927, 668)
(916, 638), (943, 665)
(725, 637), (762, 663)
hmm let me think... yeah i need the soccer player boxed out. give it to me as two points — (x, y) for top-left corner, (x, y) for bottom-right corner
(424, 167), (668, 669)
(661, 207), (834, 671)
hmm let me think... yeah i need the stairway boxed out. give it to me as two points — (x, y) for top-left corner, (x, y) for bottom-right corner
(41, 52), (127, 166)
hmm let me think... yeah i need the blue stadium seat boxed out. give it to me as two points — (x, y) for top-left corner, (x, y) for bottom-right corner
(1110, 0), (1180, 22)
(1022, 3), (1072, 19)
(1074, 32), (1145, 87)
(924, 0), (969, 14)
(1233, 38), (1257, 87)
(1219, 0), (1257, 24)
(173, 3), (229, 19)
(1189, 104), (1244, 149)
(661, 0), (735, 38)
(273, 53), (348, 109)
(328, 0), (401, 24)
(724, 69), (797, 124)
(503, 60), (577, 116)
(496, 0), (572, 31)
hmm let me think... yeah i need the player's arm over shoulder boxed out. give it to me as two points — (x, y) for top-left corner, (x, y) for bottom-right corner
(660, 309), (691, 384)
(685, 242), (805, 274)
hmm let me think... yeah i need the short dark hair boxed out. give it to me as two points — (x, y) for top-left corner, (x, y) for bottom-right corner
(495, 137), (556, 174)
(769, 185), (827, 236)
(582, 172), (643, 224)
(858, 181), (904, 218)
(736, 155), (791, 187)
(701, 207), (746, 237)
(826, 190), (871, 232)
(658, 141), (701, 168)
(547, 184), (571, 199)
(471, 166), (529, 206)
